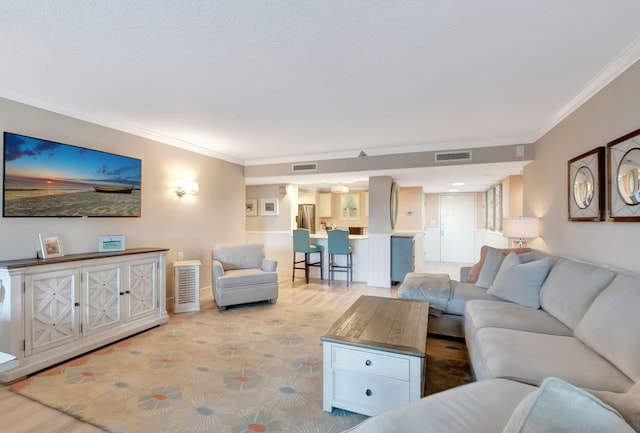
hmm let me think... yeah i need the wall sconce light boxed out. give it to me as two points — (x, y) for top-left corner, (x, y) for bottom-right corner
(174, 181), (199, 197)
(502, 217), (540, 248)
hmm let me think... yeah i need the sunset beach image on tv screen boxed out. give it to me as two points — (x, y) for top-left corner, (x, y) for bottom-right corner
(3, 132), (141, 217)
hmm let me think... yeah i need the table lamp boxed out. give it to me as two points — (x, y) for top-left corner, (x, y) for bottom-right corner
(502, 217), (540, 248)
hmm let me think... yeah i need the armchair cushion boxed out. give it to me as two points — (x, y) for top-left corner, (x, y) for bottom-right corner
(216, 268), (278, 289)
(213, 243), (265, 270)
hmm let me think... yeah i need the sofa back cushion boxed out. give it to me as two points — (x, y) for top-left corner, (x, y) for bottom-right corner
(575, 274), (640, 382)
(487, 253), (550, 309)
(539, 257), (615, 329)
(213, 243), (265, 270)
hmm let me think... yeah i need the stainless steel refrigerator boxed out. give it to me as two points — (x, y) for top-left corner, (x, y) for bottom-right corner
(297, 204), (316, 233)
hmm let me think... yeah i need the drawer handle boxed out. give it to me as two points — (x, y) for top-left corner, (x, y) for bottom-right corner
(365, 359), (372, 366)
(365, 389), (373, 397)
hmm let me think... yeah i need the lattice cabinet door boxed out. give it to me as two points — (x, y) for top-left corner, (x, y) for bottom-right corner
(25, 269), (80, 356)
(82, 263), (124, 336)
(127, 258), (158, 321)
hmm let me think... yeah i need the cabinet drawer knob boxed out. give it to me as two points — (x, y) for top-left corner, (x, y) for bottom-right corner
(365, 389), (373, 397)
(365, 359), (372, 366)
(74, 302), (80, 307)
(120, 292), (125, 296)
(125, 290), (131, 294)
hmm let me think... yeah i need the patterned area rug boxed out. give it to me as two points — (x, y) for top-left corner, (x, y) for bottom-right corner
(11, 301), (472, 433)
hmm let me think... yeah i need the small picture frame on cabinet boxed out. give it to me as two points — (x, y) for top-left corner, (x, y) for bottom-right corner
(99, 235), (126, 252)
(38, 233), (64, 259)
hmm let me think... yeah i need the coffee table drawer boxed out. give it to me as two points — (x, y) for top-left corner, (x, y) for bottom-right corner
(332, 346), (410, 380)
(333, 370), (410, 412)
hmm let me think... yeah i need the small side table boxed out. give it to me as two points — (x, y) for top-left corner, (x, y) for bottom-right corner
(173, 260), (201, 313)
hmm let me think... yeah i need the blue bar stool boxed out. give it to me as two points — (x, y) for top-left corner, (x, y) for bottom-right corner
(328, 229), (352, 286)
(292, 229), (324, 283)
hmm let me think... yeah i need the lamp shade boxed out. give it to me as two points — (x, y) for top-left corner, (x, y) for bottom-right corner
(502, 217), (540, 239)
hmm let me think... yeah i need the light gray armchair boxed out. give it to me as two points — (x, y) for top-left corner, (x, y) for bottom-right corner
(212, 243), (279, 310)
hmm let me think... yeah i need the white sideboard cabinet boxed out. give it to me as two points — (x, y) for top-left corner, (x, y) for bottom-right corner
(0, 247), (169, 383)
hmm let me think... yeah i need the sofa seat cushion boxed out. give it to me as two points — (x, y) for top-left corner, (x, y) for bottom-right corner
(539, 257), (616, 330)
(465, 300), (572, 336)
(587, 388), (640, 431)
(474, 327), (633, 392)
(342, 378), (536, 433)
(216, 268), (277, 289)
(446, 281), (502, 316)
(502, 377), (636, 433)
(575, 273), (640, 382)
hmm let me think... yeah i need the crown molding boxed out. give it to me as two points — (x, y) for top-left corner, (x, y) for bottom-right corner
(535, 36), (640, 141)
(0, 90), (244, 165)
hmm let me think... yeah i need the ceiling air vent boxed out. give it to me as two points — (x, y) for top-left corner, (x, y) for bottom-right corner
(434, 150), (472, 163)
(292, 162), (318, 172)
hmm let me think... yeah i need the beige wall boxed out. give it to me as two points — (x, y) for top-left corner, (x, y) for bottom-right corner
(0, 97), (246, 296)
(524, 59), (640, 273)
(245, 185), (292, 232)
(396, 187), (423, 231)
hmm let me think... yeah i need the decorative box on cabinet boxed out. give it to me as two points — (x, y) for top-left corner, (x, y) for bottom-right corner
(0, 247), (168, 383)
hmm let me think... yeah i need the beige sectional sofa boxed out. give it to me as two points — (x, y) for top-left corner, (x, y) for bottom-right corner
(345, 247), (640, 432)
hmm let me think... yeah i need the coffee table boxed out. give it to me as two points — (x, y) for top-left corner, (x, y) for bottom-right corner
(321, 295), (429, 416)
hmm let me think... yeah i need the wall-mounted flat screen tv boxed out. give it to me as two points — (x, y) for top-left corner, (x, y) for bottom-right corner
(3, 132), (141, 217)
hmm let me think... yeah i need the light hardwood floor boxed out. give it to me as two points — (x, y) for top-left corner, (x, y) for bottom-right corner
(0, 262), (465, 432)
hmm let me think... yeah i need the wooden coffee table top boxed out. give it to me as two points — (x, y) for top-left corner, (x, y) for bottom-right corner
(321, 295), (429, 357)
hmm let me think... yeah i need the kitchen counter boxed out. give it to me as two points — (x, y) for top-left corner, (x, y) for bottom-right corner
(310, 233), (368, 240)
(298, 233), (368, 282)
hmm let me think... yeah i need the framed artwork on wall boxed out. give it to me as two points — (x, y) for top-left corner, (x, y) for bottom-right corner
(487, 187), (495, 231)
(482, 190), (488, 229)
(495, 183), (503, 232)
(568, 147), (605, 221)
(340, 194), (360, 220)
(245, 198), (258, 216)
(260, 198), (279, 216)
(607, 128), (640, 221)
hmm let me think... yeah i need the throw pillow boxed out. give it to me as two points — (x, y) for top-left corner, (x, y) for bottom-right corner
(473, 246), (533, 288)
(502, 377), (636, 433)
(475, 247), (506, 288)
(466, 245), (488, 283)
(487, 252), (550, 309)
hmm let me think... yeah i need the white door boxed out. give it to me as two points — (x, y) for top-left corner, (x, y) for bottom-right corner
(440, 194), (475, 263)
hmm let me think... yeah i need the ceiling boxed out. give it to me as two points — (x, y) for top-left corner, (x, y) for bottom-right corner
(2, 1), (640, 191)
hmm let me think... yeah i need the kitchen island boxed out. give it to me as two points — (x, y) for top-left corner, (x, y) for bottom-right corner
(310, 233), (368, 283)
